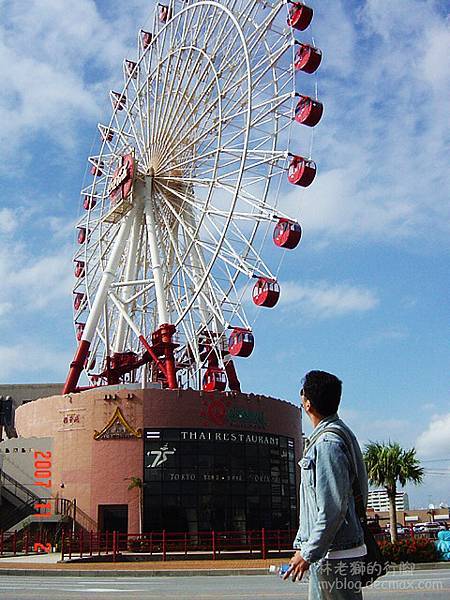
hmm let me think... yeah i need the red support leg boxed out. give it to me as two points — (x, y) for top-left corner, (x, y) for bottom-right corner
(159, 324), (177, 389)
(224, 359), (241, 392)
(62, 340), (91, 394)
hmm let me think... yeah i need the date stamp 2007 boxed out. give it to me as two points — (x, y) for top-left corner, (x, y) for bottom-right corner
(33, 450), (52, 518)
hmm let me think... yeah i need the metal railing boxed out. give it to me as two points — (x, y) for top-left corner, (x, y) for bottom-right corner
(0, 496), (97, 536)
(1, 470), (42, 505)
(57, 498), (98, 533)
(0, 529), (54, 556)
(59, 528), (296, 562)
(1, 527), (440, 562)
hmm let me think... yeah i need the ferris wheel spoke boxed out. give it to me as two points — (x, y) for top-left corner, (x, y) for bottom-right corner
(121, 105), (149, 164)
(195, 146), (285, 179)
(166, 236), (223, 331)
(156, 103), (222, 174)
(221, 86), (291, 131)
(152, 57), (221, 161)
(156, 181), (208, 217)
(198, 233), (256, 281)
(157, 185), (257, 285)
(149, 12), (178, 158)
(156, 197), (227, 325)
(215, 180), (279, 223)
(153, 7), (242, 153)
(228, 221), (276, 279)
(197, 212), (267, 280)
(124, 79), (149, 159)
(151, 48), (189, 160)
(154, 192), (232, 327)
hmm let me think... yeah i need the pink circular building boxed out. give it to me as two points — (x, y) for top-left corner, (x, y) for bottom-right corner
(15, 386), (301, 534)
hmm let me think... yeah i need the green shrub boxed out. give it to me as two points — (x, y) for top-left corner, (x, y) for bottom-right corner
(378, 538), (438, 563)
(127, 538), (142, 552)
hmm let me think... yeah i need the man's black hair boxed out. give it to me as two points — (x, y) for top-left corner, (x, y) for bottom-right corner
(302, 370), (342, 417)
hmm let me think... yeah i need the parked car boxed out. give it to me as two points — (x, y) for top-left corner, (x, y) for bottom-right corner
(384, 524), (407, 535)
(414, 522), (445, 533)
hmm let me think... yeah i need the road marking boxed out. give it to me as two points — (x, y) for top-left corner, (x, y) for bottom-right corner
(79, 589), (134, 593)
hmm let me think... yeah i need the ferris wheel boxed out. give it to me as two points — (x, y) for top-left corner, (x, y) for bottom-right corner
(63, 0), (323, 395)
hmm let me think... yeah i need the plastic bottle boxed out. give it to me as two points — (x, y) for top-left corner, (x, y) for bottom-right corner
(268, 564), (291, 577)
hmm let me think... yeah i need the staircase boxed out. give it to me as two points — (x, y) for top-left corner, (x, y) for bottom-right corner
(0, 471), (43, 531)
(1, 470), (97, 535)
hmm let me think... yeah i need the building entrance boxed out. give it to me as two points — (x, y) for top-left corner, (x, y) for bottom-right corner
(98, 504), (128, 533)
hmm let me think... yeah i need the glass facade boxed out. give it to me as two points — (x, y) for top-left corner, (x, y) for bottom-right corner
(143, 428), (297, 532)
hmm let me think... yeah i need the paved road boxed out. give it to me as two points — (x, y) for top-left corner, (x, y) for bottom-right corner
(0, 570), (449, 599)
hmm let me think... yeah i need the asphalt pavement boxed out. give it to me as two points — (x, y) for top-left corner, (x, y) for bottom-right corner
(0, 570), (449, 600)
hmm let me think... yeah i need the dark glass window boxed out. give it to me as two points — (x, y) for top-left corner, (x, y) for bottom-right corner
(143, 428), (297, 532)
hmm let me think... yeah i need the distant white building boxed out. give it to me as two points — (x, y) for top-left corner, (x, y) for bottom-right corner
(367, 489), (409, 511)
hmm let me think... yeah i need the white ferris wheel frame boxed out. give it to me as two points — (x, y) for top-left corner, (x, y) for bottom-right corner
(64, 0), (319, 394)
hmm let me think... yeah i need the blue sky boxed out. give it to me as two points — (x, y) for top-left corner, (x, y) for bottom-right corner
(0, 0), (449, 508)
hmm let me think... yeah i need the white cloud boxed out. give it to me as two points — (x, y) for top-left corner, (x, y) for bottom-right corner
(0, 208), (17, 234)
(359, 326), (408, 348)
(416, 413), (450, 459)
(279, 280), (378, 318)
(0, 342), (71, 381)
(0, 0), (146, 167)
(284, 0), (450, 244)
(0, 302), (12, 317)
(0, 232), (73, 314)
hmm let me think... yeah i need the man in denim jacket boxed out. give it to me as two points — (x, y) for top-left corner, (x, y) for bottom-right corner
(286, 370), (368, 599)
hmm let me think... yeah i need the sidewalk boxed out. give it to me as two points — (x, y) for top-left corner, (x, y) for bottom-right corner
(0, 553), (449, 577)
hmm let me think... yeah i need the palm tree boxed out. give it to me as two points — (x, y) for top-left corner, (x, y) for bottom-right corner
(125, 476), (143, 535)
(364, 442), (424, 543)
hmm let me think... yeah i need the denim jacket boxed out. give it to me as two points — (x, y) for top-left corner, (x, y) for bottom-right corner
(293, 414), (368, 563)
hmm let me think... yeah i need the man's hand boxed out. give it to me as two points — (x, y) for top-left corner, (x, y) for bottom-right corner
(284, 550), (310, 582)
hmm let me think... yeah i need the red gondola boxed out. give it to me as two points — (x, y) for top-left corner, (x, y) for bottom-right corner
(228, 328), (254, 358)
(273, 219), (302, 249)
(73, 292), (85, 310)
(159, 4), (171, 23)
(294, 43), (322, 73)
(90, 160), (104, 177)
(76, 322), (85, 341)
(125, 60), (137, 79)
(294, 95), (323, 127)
(202, 367), (227, 392)
(252, 278), (280, 308)
(141, 30), (152, 49)
(77, 227), (87, 244)
(287, 155), (316, 187)
(74, 261), (85, 278)
(287, 3), (313, 31)
(83, 195), (96, 210)
(111, 91), (126, 111)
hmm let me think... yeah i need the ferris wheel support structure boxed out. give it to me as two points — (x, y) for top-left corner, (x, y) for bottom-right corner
(143, 172), (170, 326)
(113, 206), (142, 355)
(63, 209), (135, 394)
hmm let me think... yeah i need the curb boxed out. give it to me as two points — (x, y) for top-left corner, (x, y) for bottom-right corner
(388, 562), (450, 571)
(0, 568), (266, 577)
(0, 563), (449, 577)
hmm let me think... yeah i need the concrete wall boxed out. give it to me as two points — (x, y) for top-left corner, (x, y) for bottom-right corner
(0, 383), (63, 408)
(0, 437), (53, 494)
